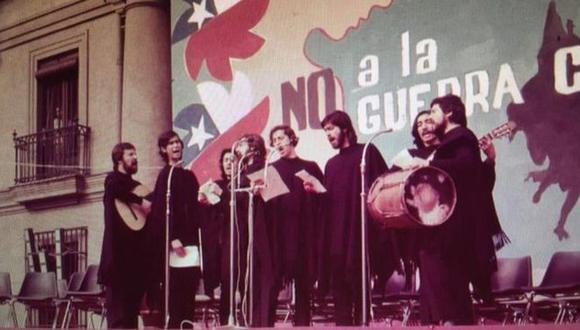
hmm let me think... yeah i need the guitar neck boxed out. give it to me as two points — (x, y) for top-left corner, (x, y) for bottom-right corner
(478, 121), (515, 148)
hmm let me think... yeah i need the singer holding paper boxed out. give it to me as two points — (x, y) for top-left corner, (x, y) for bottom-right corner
(264, 125), (324, 326)
(316, 111), (399, 326)
(147, 131), (201, 329)
(232, 134), (276, 327)
(198, 148), (233, 325)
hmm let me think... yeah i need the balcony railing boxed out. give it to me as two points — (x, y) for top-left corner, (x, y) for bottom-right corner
(13, 124), (90, 184)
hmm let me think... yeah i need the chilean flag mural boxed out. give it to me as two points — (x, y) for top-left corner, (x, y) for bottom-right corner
(171, 0), (269, 183)
(171, 0), (580, 275)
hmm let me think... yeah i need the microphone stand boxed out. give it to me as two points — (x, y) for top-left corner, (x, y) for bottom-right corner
(232, 148), (278, 327)
(227, 139), (245, 327)
(226, 139), (258, 327)
(164, 160), (182, 329)
(360, 129), (392, 326)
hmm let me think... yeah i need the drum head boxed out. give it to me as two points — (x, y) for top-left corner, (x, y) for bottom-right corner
(402, 166), (456, 226)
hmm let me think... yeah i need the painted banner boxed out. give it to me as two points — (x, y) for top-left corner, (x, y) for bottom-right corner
(170, 0), (580, 277)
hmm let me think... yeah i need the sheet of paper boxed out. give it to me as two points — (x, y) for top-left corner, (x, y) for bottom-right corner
(169, 245), (200, 268)
(247, 166), (290, 202)
(295, 169), (327, 193)
(392, 149), (435, 169)
(392, 149), (414, 169)
(199, 180), (223, 205)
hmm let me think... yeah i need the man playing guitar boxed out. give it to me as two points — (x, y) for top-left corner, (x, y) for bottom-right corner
(98, 142), (151, 328)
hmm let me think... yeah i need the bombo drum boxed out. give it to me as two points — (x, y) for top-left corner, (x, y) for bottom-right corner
(367, 166), (456, 228)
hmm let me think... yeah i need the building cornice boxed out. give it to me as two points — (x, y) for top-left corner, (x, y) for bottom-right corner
(0, 172), (107, 216)
(0, 0), (124, 52)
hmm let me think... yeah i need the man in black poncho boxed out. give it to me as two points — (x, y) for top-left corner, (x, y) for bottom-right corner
(409, 94), (482, 325)
(405, 103), (510, 317)
(98, 142), (151, 328)
(265, 125), (324, 326)
(315, 111), (397, 326)
(231, 134), (276, 327)
(198, 149), (234, 325)
(147, 131), (201, 329)
(389, 110), (438, 292)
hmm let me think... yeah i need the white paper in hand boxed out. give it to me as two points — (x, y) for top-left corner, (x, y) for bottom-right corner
(247, 166), (290, 202)
(199, 180), (223, 205)
(295, 169), (327, 193)
(392, 149), (414, 169)
(169, 245), (200, 268)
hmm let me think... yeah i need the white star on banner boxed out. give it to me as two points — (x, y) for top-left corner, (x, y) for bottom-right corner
(188, 0), (214, 29)
(188, 116), (215, 149)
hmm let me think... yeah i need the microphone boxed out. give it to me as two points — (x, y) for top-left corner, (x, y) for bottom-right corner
(234, 137), (250, 159)
(261, 148), (279, 188)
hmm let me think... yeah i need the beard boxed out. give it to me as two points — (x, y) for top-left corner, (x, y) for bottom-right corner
(433, 120), (447, 140)
(123, 161), (138, 175)
(330, 130), (346, 149)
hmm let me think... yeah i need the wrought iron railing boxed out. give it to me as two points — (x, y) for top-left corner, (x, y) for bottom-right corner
(13, 124), (90, 184)
(24, 227), (89, 328)
(24, 227), (88, 281)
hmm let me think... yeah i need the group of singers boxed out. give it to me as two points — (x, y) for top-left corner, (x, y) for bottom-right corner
(98, 94), (508, 328)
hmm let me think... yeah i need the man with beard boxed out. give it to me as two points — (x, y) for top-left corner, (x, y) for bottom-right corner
(148, 131), (201, 329)
(314, 111), (397, 326)
(265, 125), (324, 325)
(392, 110), (439, 171)
(409, 94), (482, 325)
(404, 108), (509, 307)
(388, 110), (437, 293)
(98, 142), (151, 328)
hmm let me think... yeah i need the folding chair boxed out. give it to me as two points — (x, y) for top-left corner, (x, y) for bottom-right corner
(58, 271), (85, 328)
(194, 279), (220, 327)
(13, 271), (61, 328)
(62, 265), (106, 329)
(310, 290), (333, 325)
(276, 280), (294, 324)
(0, 272), (18, 327)
(475, 256), (533, 324)
(374, 271), (419, 326)
(530, 251), (580, 324)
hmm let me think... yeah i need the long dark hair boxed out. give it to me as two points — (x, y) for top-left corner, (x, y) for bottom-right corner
(237, 133), (266, 167)
(321, 111), (358, 145)
(411, 110), (431, 148)
(269, 124), (298, 147)
(219, 148), (232, 180)
(430, 94), (467, 127)
(157, 130), (184, 163)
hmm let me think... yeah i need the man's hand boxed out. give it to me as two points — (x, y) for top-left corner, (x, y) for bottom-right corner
(480, 136), (496, 162)
(403, 157), (429, 170)
(251, 178), (264, 196)
(198, 192), (210, 205)
(171, 239), (187, 257)
(303, 180), (316, 193)
(141, 199), (152, 213)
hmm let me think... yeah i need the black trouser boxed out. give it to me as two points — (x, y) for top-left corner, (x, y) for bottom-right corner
(167, 267), (200, 329)
(105, 280), (145, 329)
(293, 272), (312, 326)
(332, 274), (368, 326)
(419, 250), (474, 325)
(269, 273), (311, 326)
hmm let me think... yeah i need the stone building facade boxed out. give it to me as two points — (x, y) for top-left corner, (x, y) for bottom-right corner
(0, 0), (172, 296)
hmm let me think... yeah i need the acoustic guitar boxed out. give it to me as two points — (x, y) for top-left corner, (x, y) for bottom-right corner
(114, 184), (151, 231)
(478, 121), (516, 149)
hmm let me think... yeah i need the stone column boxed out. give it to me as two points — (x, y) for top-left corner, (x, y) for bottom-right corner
(121, 0), (172, 187)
